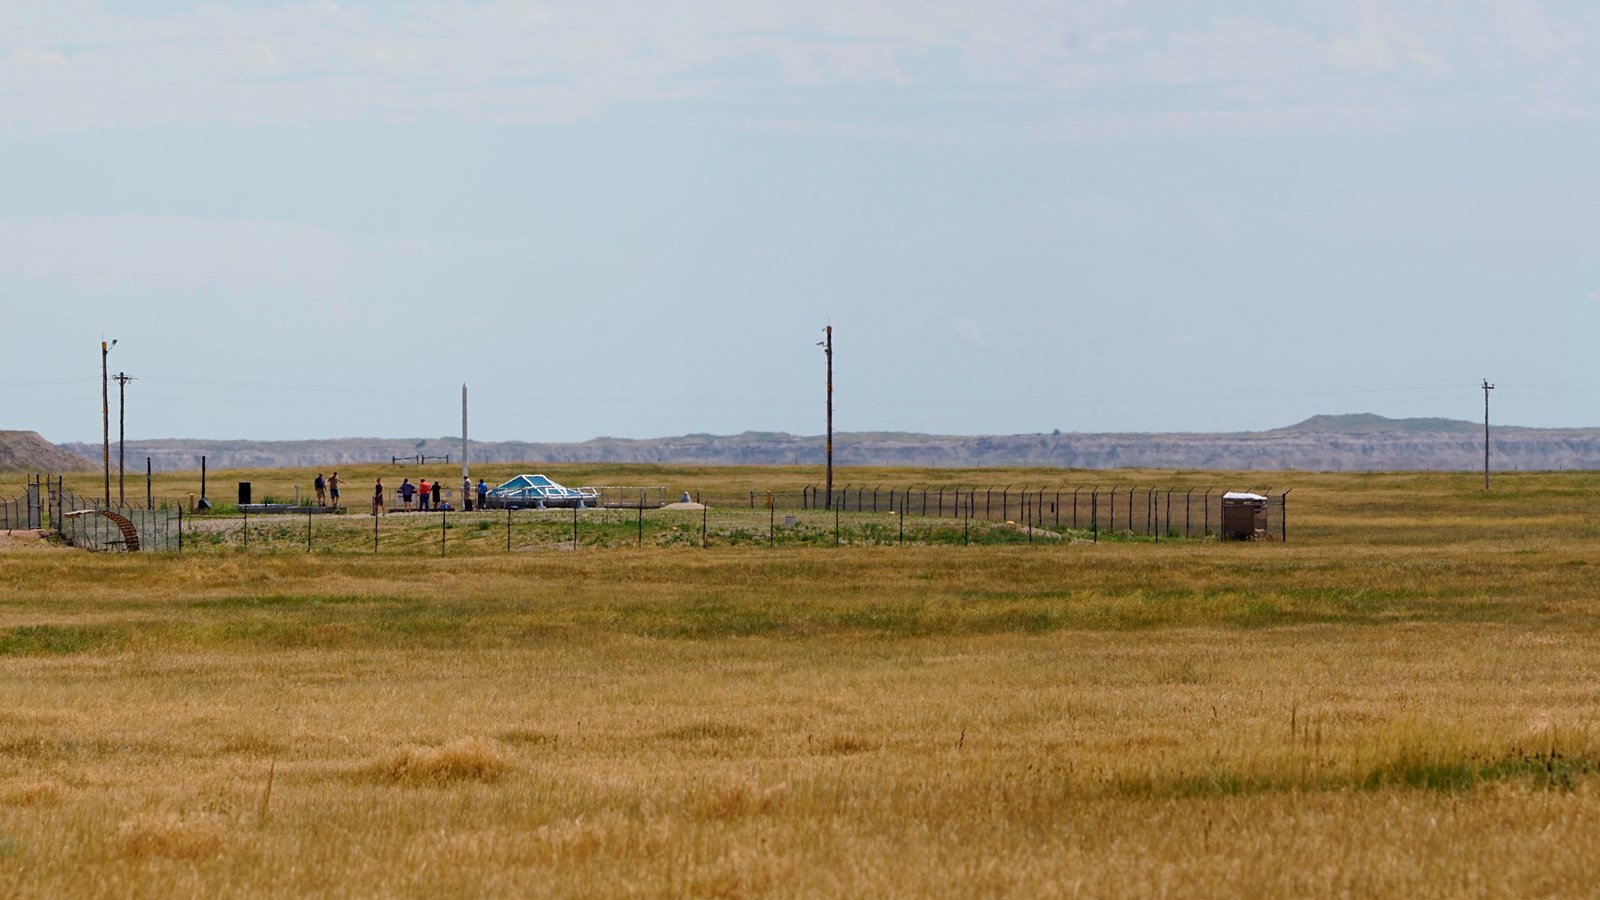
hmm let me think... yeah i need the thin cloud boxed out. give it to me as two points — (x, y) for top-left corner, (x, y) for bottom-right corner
(0, 2), (1595, 136)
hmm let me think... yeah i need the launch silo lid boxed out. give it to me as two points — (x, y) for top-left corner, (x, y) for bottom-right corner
(1222, 492), (1268, 501)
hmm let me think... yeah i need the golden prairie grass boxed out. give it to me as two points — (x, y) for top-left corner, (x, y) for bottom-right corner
(367, 737), (510, 786)
(0, 468), (1599, 895)
(116, 813), (228, 860)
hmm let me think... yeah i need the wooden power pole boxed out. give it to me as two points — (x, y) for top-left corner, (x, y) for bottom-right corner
(115, 371), (132, 506)
(1482, 378), (1494, 490)
(820, 326), (833, 510)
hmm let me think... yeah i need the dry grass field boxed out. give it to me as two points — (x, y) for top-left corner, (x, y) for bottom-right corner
(3, 466), (1600, 896)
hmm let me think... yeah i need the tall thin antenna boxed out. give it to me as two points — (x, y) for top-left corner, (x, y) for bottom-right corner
(461, 383), (469, 482)
(1482, 378), (1495, 490)
(100, 339), (116, 506)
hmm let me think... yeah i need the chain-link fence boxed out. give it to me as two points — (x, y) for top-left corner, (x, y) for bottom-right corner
(58, 506), (184, 552)
(718, 485), (1291, 541)
(0, 476), (185, 552)
(13, 476), (1290, 554)
(0, 496), (31, 532)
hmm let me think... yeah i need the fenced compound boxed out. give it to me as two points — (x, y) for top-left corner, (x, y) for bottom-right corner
(10, 477), (1289, 554)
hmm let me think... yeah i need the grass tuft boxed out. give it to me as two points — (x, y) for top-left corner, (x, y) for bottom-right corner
(496, 728), (559, 746)
(367, 737), (509, 786)
(815, 734), (876, 756)
(116, 813), (227, 860)
(218, 733), (287, 756)
(696, 781), (790, 819)
(658, 722), (760, 742)
(0, 625), (123, 656)
(0, 779), (63, 806)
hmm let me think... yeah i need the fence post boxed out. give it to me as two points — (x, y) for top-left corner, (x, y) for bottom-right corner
(1091, 488), (1098, 543)
(243, 506), (248, 551)
(507, 507), (512, 552)
(441, 509), (447, 556)
(373, 510), (379, 554)
(1204, 489), (1212, 536)
(642, 493), (647, 547)
(572, 504), (578, 548)
(936, 488), (944, 518)
(1281, 489), (1291, 543)
(307, 508), (312, 553)
(702, 503), (707, 548)
(1109, 487), (1116, 532)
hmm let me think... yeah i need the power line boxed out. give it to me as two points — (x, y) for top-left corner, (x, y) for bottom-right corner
(0, 377), (96, 388)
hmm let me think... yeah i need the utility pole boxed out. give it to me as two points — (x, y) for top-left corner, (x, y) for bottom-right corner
(100, 339), (116, 506)
(1482, 379), (1494, 490)
(115, 372), (133, 506)
(817, 326), (833, 510)
(461, 383), (471, 510)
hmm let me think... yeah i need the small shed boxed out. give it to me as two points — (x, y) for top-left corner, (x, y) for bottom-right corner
(1220, 492), (1268, 541)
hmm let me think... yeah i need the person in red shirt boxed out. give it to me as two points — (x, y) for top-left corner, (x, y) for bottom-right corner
(419, 478), (431, 512)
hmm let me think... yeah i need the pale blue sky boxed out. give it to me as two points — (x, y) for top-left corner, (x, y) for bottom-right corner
(3, 1), (1598, 443)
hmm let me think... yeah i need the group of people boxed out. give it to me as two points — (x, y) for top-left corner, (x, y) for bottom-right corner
(312, 472), (343, 507)
(394, 477), (447, 512)
(314, 472), (493, 515)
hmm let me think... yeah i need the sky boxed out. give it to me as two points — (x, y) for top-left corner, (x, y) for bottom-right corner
(2, 1), (1598, 444)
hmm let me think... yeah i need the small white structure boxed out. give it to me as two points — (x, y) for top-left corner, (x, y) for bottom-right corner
(1220, 492), (1268, 540)
(485, 474), (600, 509)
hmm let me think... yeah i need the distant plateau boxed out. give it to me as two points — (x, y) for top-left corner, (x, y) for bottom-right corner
(27, 414), (1600, 473)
